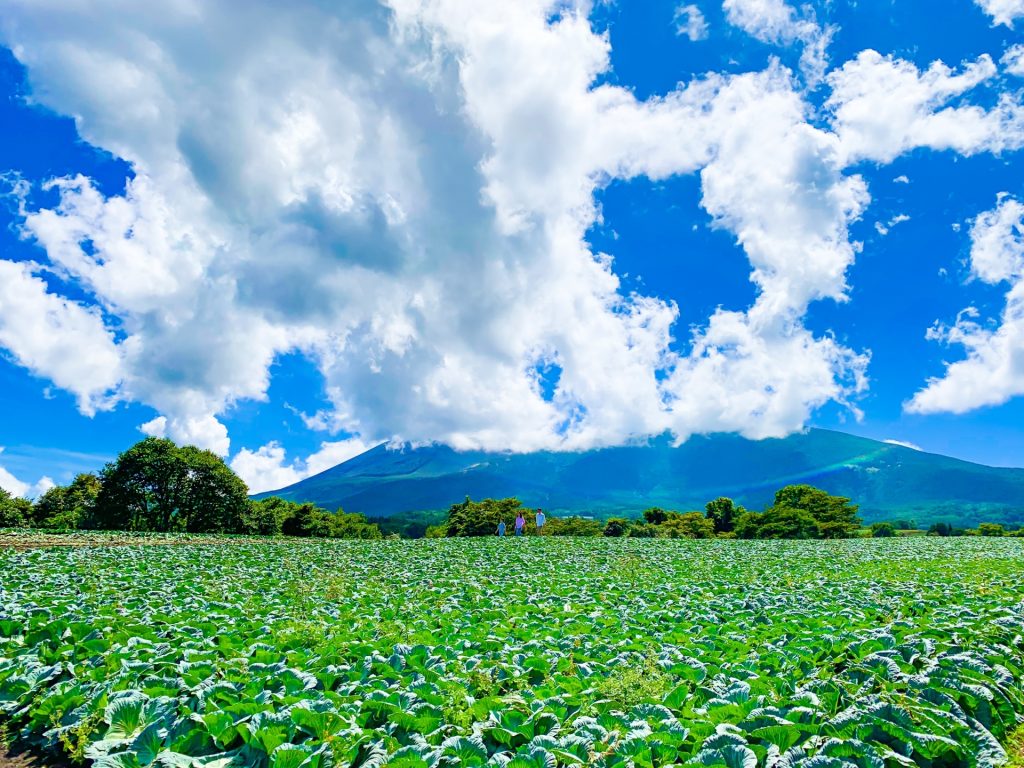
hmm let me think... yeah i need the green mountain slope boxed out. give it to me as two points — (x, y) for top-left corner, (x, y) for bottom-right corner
(256, 429), (1024, 527)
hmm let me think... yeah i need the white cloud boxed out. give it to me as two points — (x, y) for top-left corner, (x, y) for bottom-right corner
(976, 0), (1024, 27)
(874, 213), (910, 236)
(1003, 44), (1024, 77)
(674, 4), (709, 41)
(0, 259), (122, 415)
(231, 438), (371, 494)
(826, 51), (1024, 164)
(884, 438), (922, 450)
(893, 175), (910, 184)
(721, 0), (834, 83)
(0, 448), (54, 498)
(1, 1), (1022, 466)
(908, 196), (1024, 413)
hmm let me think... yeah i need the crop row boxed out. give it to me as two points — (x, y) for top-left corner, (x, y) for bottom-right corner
(1, 537), (1023, 767)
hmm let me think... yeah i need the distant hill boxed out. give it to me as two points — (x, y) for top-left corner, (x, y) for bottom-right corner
(255, 429), (1024, 528)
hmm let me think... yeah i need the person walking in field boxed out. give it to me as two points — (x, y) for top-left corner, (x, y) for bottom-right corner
(497, 520), (506, 536)
(514, 511), (526, 536)
(535, 508), (545, 531)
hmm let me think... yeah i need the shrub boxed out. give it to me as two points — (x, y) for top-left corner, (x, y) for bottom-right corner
(603, 518), (630, 537)
(870, 522), (896, 538)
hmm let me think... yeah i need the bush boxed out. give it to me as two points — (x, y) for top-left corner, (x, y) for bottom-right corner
(870, 522), (896, 538)
(541, 516), (603, 536)
(31, 474), (100, 529)
(603, 518), (630, 537)
(977, 522), (1006, 537)
(659, 511), (716, 539)
(628, 522), (660, 538)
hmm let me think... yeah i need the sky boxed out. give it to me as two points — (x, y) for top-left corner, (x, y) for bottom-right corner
(2, 0), (1024, 496)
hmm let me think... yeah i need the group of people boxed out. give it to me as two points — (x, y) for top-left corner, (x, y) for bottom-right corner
(497, 508), (545, 536)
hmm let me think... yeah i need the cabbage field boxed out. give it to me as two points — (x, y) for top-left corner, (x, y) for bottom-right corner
(2, 537), (1024, 767)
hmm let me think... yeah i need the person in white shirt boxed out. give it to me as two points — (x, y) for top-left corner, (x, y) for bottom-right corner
(535, 508), (545, 530)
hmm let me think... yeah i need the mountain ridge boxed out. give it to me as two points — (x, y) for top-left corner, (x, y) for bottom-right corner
(255, 429), (1024, 527)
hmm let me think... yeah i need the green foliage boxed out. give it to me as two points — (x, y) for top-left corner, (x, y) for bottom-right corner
(2, 537), (1024, 768)
(627, 522), (660, 538)
(31, 473), (101, 529)
(659, 511), (716, 539)
(269, 499), (382, 539)
(0, 487), (31, 527)
(539, 516), (603, 536)
(602, 517), (630, 537)
(442, 497), (527, 537)
(642, 507), (669, 525)
(978, 522), (1007, 537)
(732, 485), (862, 540)
(869, 521), (896, 538)
(705, 496), (743, 534)
(92, 437), (250, 533)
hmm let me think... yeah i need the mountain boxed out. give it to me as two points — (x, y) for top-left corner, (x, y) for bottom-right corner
(256, 429), (1024, 528)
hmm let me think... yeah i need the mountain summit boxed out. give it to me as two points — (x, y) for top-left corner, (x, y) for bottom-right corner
(257, 429), (1024, 527)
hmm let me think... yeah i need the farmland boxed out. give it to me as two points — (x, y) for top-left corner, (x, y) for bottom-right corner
(2, 537), (1024, 767)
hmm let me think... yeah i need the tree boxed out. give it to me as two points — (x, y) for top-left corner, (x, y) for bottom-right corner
(31, 473), (101, 529)
(757, 507), (820, 539)
(870, 522), (896, 538)
(771, 485), (861, 538)
(928, 522), (955, 537)
(978, 522), (1006, 537)
(0, 488), (31, 527)
(733, 511), (764, 539)
(443, 497), (525, 537)
(603, 518), (630, 537)
(92, 438), (249, 533)
(327, 511), (384, 539)
(705, 497), (742, 534)
(642, 507), (669, 525)
(660, 511), (716, 539)
(280, 502), (329, 537)
(242, 496), (298, 535)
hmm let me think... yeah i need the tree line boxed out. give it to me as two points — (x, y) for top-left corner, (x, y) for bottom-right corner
(0, 437), (383, 539)
(427, 485), (866, 539)
(3, 436), (1020, 539)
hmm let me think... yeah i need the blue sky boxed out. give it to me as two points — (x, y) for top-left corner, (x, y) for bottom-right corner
(2, 0), (1024, 494)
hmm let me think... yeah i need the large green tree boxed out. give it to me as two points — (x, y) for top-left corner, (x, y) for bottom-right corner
(771, 485), (862, 539)
(92, 438), (249, 533)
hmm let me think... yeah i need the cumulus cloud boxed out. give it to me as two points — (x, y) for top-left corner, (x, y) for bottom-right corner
(908, 196), (1024, 413)
(0, 448), (54, 498)
(674, 4), (709, 41)
(975, 0), (1024, 27)
(230, 438), (371, 494)
(1003, 44), (1024, 76)
(722, 0), (834, 83)
(1, 1), (1022, 468)
(827, 51), (1024, 164)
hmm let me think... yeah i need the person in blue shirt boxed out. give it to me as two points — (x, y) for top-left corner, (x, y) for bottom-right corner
(535, 508), (545, 530)
(497, 520), (506, 536)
